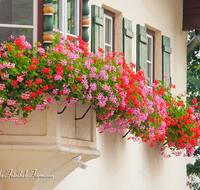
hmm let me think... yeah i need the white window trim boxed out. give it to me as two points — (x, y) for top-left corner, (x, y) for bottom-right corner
(33, 0), (38, 44)
(60, 0), (79, 38)
(104, 14), (113, 53)
(147, 33), (154, 86)
(0, 0), (38, 44)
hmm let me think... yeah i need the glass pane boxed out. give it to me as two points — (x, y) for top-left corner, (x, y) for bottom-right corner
(0, 0), (33, 25)
(147, 62), (153, 86)
(0, 28), (33, 44)
(105, 45), (111, 53)
(147, 36), (153, 62)
(105, 18), (111, 44)
(67, 0), (75, 35)
(53, 0), (60, 29)
(147, 37), (150, 61)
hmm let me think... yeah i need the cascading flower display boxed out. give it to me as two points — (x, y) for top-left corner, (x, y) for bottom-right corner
(0, 32), (200, 157)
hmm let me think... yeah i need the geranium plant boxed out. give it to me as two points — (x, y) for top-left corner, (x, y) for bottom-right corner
(0, 31), (200, 157)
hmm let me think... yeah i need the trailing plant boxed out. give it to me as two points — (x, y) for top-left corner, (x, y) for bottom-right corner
(0, 32), (200, 157)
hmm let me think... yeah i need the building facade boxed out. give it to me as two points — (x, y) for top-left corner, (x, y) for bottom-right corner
(0, 0), (190, 190)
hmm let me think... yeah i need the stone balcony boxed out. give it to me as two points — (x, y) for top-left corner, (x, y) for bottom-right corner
(0, 97), (100, 190)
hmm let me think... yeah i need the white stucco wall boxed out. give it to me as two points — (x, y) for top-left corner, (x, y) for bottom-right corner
(54, 130), (187, 190)
(54, 0), (188, 189)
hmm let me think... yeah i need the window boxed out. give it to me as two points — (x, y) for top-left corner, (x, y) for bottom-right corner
(104, 10), (114, 53)
(92, 6), (122, 54)
(104, 14), (113, 53)
(137, 25), (170, 86)
(146, 30), (155, 86)
(0, 0), (37, 44)
(53, 0), (80, 38)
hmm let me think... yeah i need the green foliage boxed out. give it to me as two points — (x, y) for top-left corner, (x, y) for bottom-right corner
(187, 30), (200, 190)
(187, 31), (200, 108)
(187, 154), (200, 190)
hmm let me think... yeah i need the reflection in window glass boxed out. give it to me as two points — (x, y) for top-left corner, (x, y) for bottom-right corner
(147, 34), (154, 86)
(53, 0), (60, 29)
(105, 18), (111, 44)
(53, 0), (79, 37)
(105, 46), (111, 53)
(67, 0), (75, 35)
(104, 14), (113, 53)
(0, 28), (33, 44)
(0, 0), (33, 25)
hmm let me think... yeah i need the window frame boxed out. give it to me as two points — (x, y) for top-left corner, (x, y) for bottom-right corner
(56, 0), (80, 38)
(146, 29), (155, 86)
(0, 0), (38, 44)
(104, 9), (115, 53)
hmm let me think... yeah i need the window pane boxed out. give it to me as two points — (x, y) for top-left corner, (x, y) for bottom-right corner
(0, 28), (33, 44)
(67, 0), (75, 35)
(147, 62), (153, 86)
(53, 0), (60, 29)
(105, 18), (111, 44)
(147, 36), (153, 62)
(147, 37), (150, 61)
(147, 33), (154, 86)
(0, 0), (33, 25)
(105, 45), (111, 53)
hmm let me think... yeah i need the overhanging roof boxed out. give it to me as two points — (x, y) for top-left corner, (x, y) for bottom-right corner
(183, 0), (200, 31)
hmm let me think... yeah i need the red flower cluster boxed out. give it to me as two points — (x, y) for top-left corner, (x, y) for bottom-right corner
(15, 37), (25, 50)
(29, 65), (36, 70)
(56, 63), (64, 76)
(36, 78), (42, 85)
(77, 76), (82, 82)
(67, 65), (73, 71)
(24, 105), (32, 111)
(31, 58), (38, 65)
(43, 67), (50, 74)
(11, 80), (18, 87)
(6, 45), (13, 51)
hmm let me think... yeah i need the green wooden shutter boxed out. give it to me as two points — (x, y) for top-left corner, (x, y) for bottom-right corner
(91, 5), (104, 53)
(136, 24), (147, 77)
(123, 18), (134, 64)
(162, 35), (172, 87)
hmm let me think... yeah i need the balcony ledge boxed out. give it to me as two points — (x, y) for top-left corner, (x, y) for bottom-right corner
(0, 100), (99, 190)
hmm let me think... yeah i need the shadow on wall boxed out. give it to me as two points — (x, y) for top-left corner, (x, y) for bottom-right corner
(142, 142), (164, 189)
(97, 123), (127, 174)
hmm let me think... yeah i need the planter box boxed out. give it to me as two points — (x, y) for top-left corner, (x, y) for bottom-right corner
(0, 100), (100, 190)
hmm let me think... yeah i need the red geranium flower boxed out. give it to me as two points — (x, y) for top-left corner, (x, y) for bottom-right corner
(31, 58), (38, 65)
(43, 85), (48, 91)
(30, 92), (37, 98)
(36, 78), (42, 84)
(98, 47), (104, 53)
(29, 65), (36, 70)
(43, 67), (50, 74)
(17, 52), (23, 58)
(130, 62), (136, 68)
(67, 65), (73, 71)
(72, 86), (77, 91)
(77, 76), (82, 81)
(24, 105), (32, 111)
(47, 98), (51, 103)
(11, 80), (18, 86)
